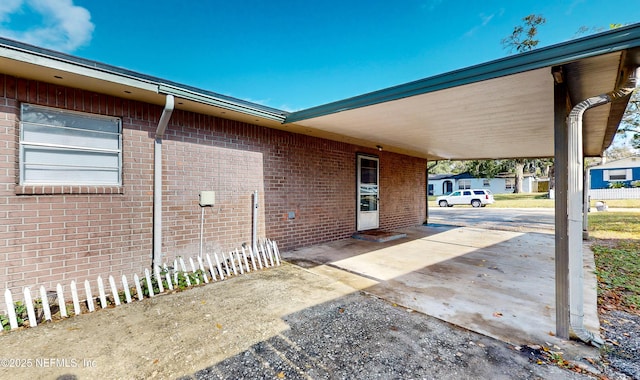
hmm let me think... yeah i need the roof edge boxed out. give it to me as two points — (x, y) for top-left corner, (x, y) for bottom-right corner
(158, 84), (288, 122)
(285, 23), (640, 124)
(0, 36), (288, 121)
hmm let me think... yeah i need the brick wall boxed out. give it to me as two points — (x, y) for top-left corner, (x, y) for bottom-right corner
(0, 74), (427, 299)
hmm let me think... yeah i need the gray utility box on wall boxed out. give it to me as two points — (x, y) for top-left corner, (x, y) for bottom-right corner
(199, 191), (216, 207)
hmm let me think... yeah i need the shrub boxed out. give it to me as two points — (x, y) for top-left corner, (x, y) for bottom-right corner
(608, 181), (626, 189)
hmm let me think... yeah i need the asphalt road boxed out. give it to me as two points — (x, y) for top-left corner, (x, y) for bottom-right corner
(428, 207), (556, 232)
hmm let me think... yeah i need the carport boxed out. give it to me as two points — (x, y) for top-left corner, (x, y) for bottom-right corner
(284, 24), (640, 344)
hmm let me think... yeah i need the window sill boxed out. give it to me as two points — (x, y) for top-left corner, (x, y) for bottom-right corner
(15, 185), (124, 195)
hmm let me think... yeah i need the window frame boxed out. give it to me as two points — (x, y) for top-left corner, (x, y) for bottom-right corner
(505, 178), (515, 190)
(19, 104), (123, 187)
(458, 179), (471, 190)
(604, 169), (631, 182)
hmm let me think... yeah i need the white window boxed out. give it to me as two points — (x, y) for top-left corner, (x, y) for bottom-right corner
(505, 178), (515, 190)
(20, 104), (122, 185)
(604, 169), (631, 181)
(458, 179), (471, 190)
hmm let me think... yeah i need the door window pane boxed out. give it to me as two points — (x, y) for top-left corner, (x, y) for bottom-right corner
(360, 158), (378, 184)
(359, 157), (378, 212)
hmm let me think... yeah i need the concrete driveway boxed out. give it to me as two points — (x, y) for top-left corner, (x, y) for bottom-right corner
(427, 207), (556, 232)
(283, 209), (599, 359)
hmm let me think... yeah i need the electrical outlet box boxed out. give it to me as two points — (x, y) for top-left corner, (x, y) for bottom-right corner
(199, 191), (215, 207)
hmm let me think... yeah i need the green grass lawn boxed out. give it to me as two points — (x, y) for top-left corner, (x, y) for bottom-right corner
(589, 212), (640, 239)
(491, 193), (554, 208)
(588, 212), (640, 312)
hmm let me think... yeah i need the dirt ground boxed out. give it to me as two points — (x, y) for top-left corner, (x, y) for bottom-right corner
(0, 263), (597, 380)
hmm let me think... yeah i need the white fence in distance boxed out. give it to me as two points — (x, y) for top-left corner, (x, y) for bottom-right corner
(2, 240), (281, 331)
(589, 188), (640, 200)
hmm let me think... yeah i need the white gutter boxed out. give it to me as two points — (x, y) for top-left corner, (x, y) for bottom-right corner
(566, 68), (638, 347)
(158, 83), (287, 122)
(153, 95), (175, 270)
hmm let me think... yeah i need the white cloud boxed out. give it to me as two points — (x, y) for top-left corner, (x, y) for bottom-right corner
(463, 10), (502, 38)
(0, 1), (23, 23)
(0, 0), (94, 52)
(421, 0), (444, 12)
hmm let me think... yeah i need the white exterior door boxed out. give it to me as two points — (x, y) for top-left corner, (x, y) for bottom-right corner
(357, 155), (379, 231)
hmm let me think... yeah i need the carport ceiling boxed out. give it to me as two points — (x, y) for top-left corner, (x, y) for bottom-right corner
(286, 25), (640, 161)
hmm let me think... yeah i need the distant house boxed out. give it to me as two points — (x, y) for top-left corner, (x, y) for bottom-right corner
(589, 156), (640, 189)
(428, 172), (536, 196)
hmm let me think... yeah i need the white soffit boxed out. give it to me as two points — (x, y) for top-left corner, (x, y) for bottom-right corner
(291, 68), (555, 160)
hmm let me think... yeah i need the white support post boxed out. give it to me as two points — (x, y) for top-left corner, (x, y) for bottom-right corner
(567, 104), (585, 338)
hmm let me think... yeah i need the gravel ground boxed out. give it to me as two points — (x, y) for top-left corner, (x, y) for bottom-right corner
(180, 292), (591, 380)
(0, 264), (596, 379)
(600, 310), (640, 379)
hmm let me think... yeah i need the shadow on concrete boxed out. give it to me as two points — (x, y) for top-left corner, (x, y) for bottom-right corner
(281, 223), (599, 358)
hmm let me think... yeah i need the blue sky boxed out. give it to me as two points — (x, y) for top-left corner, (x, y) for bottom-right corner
(0, 0), (638, 111)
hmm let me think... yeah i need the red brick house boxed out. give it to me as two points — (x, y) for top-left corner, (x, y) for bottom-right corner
(0, 37), (426, 295)
(3, 23), (640, 341)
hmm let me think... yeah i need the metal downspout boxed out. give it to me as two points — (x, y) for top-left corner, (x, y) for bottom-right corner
(567, 69), (637, 347)
(153, 95), (175, 271)
(252, 190), (259, 252)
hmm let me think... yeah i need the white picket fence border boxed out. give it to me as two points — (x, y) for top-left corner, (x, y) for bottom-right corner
(1, 240), (281, 331)
(589, 188), (640, 200)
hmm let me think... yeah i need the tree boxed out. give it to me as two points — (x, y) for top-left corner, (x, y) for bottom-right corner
(577, 23), (639, 155)
(464, 160), (507, 179)
(616, 90), (640, 150)
(604, 142), (638, 161)
(501, 14), (546, 53)
(500, 14), (548, 193)
(427, 160), (467, 175)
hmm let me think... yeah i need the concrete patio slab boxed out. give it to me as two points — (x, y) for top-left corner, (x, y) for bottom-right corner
(283, 224), (600, 359)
